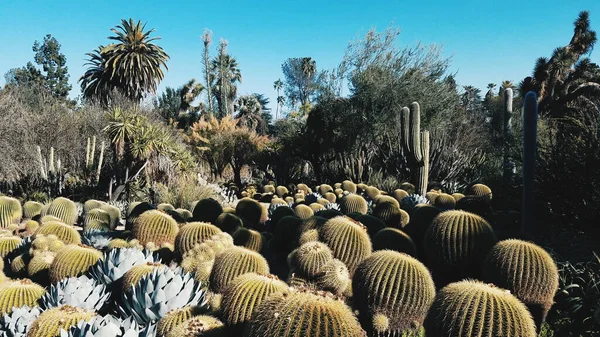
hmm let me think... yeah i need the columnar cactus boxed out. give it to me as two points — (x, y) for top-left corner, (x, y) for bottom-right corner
(0, 279), (46, 314)
(523, 92), (538, 234)
(423, 210), (497, 286)
(0, 196), (22, 228)
(133, 210), (179, 246)
(353, 250), (435, 336)
(400, 102), (430, 196)
(46, 197), (78, 225)
(49, 244), (103, 283)
(319, 216), (372, 276)
(209, 246), (269, 293)
(220, 273), (288, 332)
(482, 239), (559, 330)
(243, 288), (365, 337)
(175, 222), (221, 258)
(423, 280), (537, 337)
(340, 194), (368, 215)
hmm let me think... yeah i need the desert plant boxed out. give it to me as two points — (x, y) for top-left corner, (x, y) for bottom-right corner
(40, 275), (110, 311)
(175, 222), (221, 258)
(49, 244), (103, 283)
(27, 305), (96, 337)
(0, 196), (22, 228)
(319, 216), (372, 276)
(132, 210), (179, 246)
(372, 228), (417, 257)
(209, 246), (269, 293)
(0, 305), (42, 337)
(0, 279), (46, 314)
(46, 197), (78, 225)
(340, 194), (368, 215)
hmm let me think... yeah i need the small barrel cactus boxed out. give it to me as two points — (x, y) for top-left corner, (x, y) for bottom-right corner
(0, 235), (22, 258)
(424, 210), (497, 287)
(340, 194), (368, 215)
(83, 200), (105, 215)
(192, 198), (224, 224)
(157, 203), (176, 212)
(232, 227), (264, 252)
(35, 220), (81, 245)
(236, 198), (265, 228)
(392, 189), (409, 203)
(243, 288), (365, 337)
(166, 315), (224, 337)
(209, 246), (269, 293)
(99, 204), (121, 229)
(0, 279), (46, 314)
(132, 210), (179, 246)
(319, 216), (372, 276)
(434, 193), (456, 210)
(423, 280), (537, 337)
(23, 201), (43, 220)
(294, 204), (314, 220)
(27, 305), (96, 337)
(49, 244), (103, 283)
(373, 202), (408, 228)
(482, 239), (559, 330)
(467, 183), (493, 201)
(342, 180), (357, 193)
(292, 241), (333, 278)
(175, 222), (221, 258)
(220, 273), (288, 332)
(314, 258), (349, 296)
(156, 306), (201, 337)
(83, 208), (111, 232)
(352, 250), (435, 336)
(214, 213), (243, 234)
(46, 197), (78, 225)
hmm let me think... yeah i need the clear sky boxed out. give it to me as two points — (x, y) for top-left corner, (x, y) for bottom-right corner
(1, 0), (599, 116)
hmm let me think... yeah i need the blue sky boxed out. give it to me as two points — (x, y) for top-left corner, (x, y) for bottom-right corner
(1, 0), (599, 116)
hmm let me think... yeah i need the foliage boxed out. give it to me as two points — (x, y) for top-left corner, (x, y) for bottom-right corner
(281, 57), (326, 107)
(153, 173), (236, 209)
(211, 39), (241, 117)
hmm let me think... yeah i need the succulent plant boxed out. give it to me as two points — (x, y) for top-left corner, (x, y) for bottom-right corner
(175, 222), (221, 259)
(399, 194), (429, 213)
(293, 204), (314, 220)
(353, 250), (435, 336)
(232, 228), (264, 252)
(132, 210), (179, 246)
(27, 250), (55, 285)
(456, 195), (493, 219)
(23, 201), (43, 220)
(41, 275), (110, 311)
(126, 202), (154, 231)
(292, 241), (333, 278)
(243, 288), (365, 337)
(49, 244), (103, 283)
(0, 236), (22, 258)
(27, 305), (96, 337)
(46, 197), (78, 225)
(220, 273), (288, 332)
(236, 198), (265, 228)
(0, 196), (22, 229)
(425, 191), (440, 203)
(156, 306), (201, 337)
(273, 215), (303, 255)
(392, 189), (409, 203)
(341, 180), (357, 193)
(482, 239), (559, 330)
(118, 267), (206, 325)
(324, 202), (341, 211)
(209, 246), (269, 293)
(319, 216), (372, 276)
(191, 198), (223, 224)
(83, 209), (111, 232)
(467, 183), (493, 201)
(157, 203), (175, 212)
(165, 315), (224, 337)
(298, 229), (319, 245)
(0, 305), (43, 337)
(59, 315), (143, 337)
(35, 221), (81, 245)
(433, 193), (456, 210)
(372, 202), (407, 228)
(423, 280), (537, 337)
(81, 230), (119, 251)
(452, 193), (465, 201)
(268, 206), (295, 229)
(175, 208), (193, 221)
(314, 258), (349, 296)
(83, 200), (106, 215)
(0, 279), (46, 314)
(340, 194), (368, 215)
(372, 228), (417, 257)
(424, 210), (497, 287)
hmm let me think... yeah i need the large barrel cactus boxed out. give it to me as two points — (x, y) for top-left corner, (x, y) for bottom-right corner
(319, 216), (372, 276)
(423, 280), (537, 337)
(23, 201), (43, 220)
(236, 198), (265, 228)
(99, 203), (121, 229)
(340, 194), (368, 215)
(46, 197), (78, 225)
(192, 198), (223, 224)
(49, 244), (103, 283)
(83, 208), (111, 232)
(220, 273), (288, 332)
(175, 222), (221, 258)
(209, 246), (269, 293)
(0, 235), (22, 258)
(423, 210), (497, 286)
(0, 196), (22, 228)
(133, 210), (179, 246)
(232, 227), (264, 252)
(342, 180), (357, 193)
(372, 228), (417, 257)
(352, 250), (435, 336)
(291, 241), (333, 278)
(35, 220), (81, 245)
(243, 288), (365, 337)
(0, 279), (46, 314)
(27, 305), (96, 337)
(215, 213), (243, 234)
(156, 305), (201, 337)
(467, 183), (493, 201)
(294, 204), (314, 220)
(482, 239), (559, 330)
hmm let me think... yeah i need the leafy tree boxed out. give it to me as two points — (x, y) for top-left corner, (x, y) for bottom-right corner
(5, 34), (71, 99)
(281, 57), (325, 107)
(252, 93), (273, 128)
(80, 18), (169, 104)
(211, 40), (242, 117)
(155, 80), (204, 129)
(234, 95), (267, 134)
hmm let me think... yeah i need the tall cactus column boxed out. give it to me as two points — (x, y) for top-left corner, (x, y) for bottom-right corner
(522, 92), (538, 235)
(503, 88), (514, 191)
(400, 102), (430, 195)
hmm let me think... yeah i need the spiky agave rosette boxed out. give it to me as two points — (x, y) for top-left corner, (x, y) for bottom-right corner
(0, 305), (42, 337)
(400, 194), (429, 213)
(40, 275), (110, 311)
(59, 315), (146, 337)
(89, 247), (160, 287)
(117, 266), (207, 325)
(82, 230), (120, 250)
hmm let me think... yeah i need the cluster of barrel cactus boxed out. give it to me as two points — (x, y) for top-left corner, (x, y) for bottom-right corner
(0, 179), (559, 337)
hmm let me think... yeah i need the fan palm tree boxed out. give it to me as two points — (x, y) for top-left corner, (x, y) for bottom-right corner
(80, 18), (169, 103)
(211, 40), (242, 117)
(273, 79), (283, 119)
(520, 11), (600, 118)
(235, 95), (267, 134)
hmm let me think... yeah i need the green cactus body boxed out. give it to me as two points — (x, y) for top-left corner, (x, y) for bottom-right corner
(365, 186), (381, 200)
(158, 203), (176, 212)
(354, 214), (386, 238)
(342, 180), (357, 193)
(166, 315), (225, 337)
(340, 194), (368, 215)
(133, 210), (179, 246)
(35, 221), (81, 245)
(157, 305), (201, 337)
(83, 199), (105, 215)
(276, 186), (289, 197)
(236, 198), (265, 228)
(215, 213), (243, 234)
(314, 258), (349, 295)
(23, 201), (44, 219)
(176, 208), (193, 221)
(293, 241), (333, 278)
(49, 244), (103, 283)
(175, 222), (221, 258)
(467, 183), (493, 201)
(393, 189), (409, 203)
(298, 229), (320, 245)
(243, 288), (365, 337)
(372, 228), (417, 257)
(209, 246), (269, 293)
(0, 279), (46, 314)
(403, 205), (440, 257)
(353, 250), (435, 336)
(28, 250), (55, 285)
(374, 195), (400, 209)
(319, 216), (372, 276)
(423, 280), (537, 337)
(309, 203), (325, 212)
(221, 273), (288, 332)
(451, 193), (465, 202)
(294, 204), (314, 220)
(425, 191), (440, 203)
(46, 197), (78, 225)
(0, 196), (22, 228)
(482, 239), (559, 330)
(423, 210), (497, 287)
(274, 216), (303, 254)
(232, 228), (264, 252)
(434, 193), (456, 210)
(122, 262), (166, 292)
(99, 204), (121, 229)
(192, 198), (223, 224)
(10, 254), (29, 277)
(373, 202), (407, 228)
(83, 208), (111, 231)
(0, 236), (22, 258)
(27, 305), (96, 337)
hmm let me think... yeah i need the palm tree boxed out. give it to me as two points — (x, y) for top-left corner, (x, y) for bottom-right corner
(277, 96), (285, 118)
(80, 46), (114, 105)
(273, 79), (283, 119)
(520, 11), (600, 118)
(80, 18), (169, 103)
(301, 58), (317, 105)
(485, 83), (497, 100)
(179, 79), (204, 114)
(235, 95), (267, 134)
(211, 40), (242, 117)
